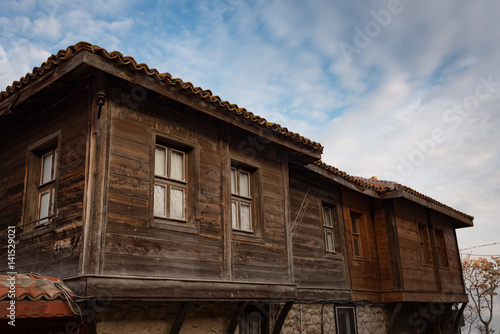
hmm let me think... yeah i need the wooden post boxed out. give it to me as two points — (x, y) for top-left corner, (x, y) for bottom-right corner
(281, 149), (294, 284)
(384, 199), (404, 290)
(220, 122), (233, 280)
(81, 74), (110, 275)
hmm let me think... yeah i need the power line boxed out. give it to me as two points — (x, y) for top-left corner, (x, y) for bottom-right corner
(460, 253), (500, 257)
(460, 242), (500, 251)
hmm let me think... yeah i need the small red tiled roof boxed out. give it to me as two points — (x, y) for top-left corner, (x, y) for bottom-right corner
(0, 42), (323, 153)
(313, 160), (474, 222)
(0, 274), (78, 318)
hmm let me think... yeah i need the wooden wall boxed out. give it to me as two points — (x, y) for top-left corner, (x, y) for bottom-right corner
(429, 210), (464, 294)
(102, 79), (290, 283)
(341, 188), (382, 299)
(372, 200), (395, 292)
(103, 83), (221, 279)
(0, 79), (90, 277)
(393, 199), (439, 292)
(289, 166), (349, 292)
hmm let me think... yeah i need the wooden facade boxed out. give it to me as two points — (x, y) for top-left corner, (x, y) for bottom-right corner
(0, 43), (473, 333)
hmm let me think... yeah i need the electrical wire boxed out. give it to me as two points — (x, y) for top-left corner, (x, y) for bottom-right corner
(460, 242), (500, 251)
(460, 253), (500, 257)
(29, 272), (90, 333)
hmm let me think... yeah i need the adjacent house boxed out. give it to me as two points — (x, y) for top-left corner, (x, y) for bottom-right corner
(0, 42), (473, 333)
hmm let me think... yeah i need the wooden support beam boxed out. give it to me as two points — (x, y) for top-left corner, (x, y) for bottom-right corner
(226, 301), (249, 334)
(81, 74), (110, 275)
(387, 302), (403, 334)
(453, 303), (467, 333)
(169, 301), (192, 334)
(272, 301), (294, 334)
(440, 303), (453, 331)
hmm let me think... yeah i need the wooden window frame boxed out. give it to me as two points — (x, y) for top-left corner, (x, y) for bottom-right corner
(417, 222), (433, 266)
(154, 144), (187, 221)
(434, 228), (449, 268)
(335, 306), (358, 334)
(21, 131), (61, 234)
(230, 160), (263, 240)
(349, 210), (364, 259)
(231, 167), (253, 232)
(323, 205), (336, 253)
(150, 134), (199, 234)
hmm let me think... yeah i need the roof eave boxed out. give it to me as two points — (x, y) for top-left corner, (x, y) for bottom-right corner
(382, 190), (474, 227)
(305, 163), (381, 198)
(0, 51), (86, 117)
(78, 51), (321, 161)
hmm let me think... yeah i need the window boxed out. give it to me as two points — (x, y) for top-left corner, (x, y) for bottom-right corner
(323, 206), (336, 253)
(231, 167), (253, 231)
(37, 149), (58, 225)
(335, 306), (357, 334)
(418, 223), (433, 265)
(435, 229), (448, 267)
(350, 211), (363, 257)
(154, 144), (186, 221)
(23, 133), (60, 232)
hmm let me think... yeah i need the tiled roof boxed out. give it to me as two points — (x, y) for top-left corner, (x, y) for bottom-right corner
(0, 274), (78, 318)
(0, 42), (323, 153)
(313, 160), (474, 222)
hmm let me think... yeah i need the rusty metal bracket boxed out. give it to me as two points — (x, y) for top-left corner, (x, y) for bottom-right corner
(96, 91), (107, 119)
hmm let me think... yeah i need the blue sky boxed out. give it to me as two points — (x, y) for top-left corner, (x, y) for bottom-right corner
(1, 1), (500, 265)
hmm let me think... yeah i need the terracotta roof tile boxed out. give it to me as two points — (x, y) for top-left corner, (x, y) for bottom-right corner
(0, 42), (323, 153)
(0, 274), (74, 302)
(313, 160), (474, 221)
(0, 274), (78, 318)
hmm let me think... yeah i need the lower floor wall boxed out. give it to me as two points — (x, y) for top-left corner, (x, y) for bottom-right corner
(79, 300), (458, 334)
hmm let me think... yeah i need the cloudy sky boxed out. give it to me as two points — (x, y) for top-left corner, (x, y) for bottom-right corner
(1, 0), (499, 258)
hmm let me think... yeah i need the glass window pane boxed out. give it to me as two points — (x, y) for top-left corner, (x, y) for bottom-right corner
(155, 146), (166, 176)
(326, 231), (334, 252)
(170, 188), (185, 219)
(231, 168), (237, 194)
(240, 203), (251, 231)
(324, 207), (332, 227)
(337, 308), (356, 334)
(231, 201), (238, 229)
(154, 184), (166, 217)
(41, 152), (53, 184)
(170, 150), (184, 181)
(239, 171), (250, 197)
(351, 216), (358, 234)
(39, 191), (50, 223)
(353, 238), (360, 257)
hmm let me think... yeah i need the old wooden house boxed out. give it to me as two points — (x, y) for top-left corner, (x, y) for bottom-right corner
(0, 42), (473, 334)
